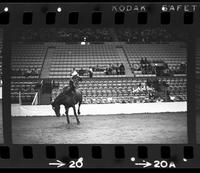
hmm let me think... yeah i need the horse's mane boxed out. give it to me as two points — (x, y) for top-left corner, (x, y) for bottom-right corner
(62, 86), (73, 95)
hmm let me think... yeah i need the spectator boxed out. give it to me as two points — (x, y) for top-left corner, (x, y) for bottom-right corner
(140, 58), (146, 73)
(111, 63), (115, 69)
(105, 64), (112, 75)
(25, 68), (32, 77)
(79, 68), (85, 76)
(119, 63), (125, 75)
(111, 64), (115, 75)
(16, 68), (22, 76)
(174, 66), (179, 74)
(144, 57), (149, 65)
(96, 64), (100, 71)
(51, 79), (57, 88)
(36, 68), (41, 76)
(33, 68), (37, 76)
(24, 69), (28, 76)
(108, 64), (112, 74)
(160, 80), (170, 101)
(18, 68), (22, 76)
(163, 68), (170, 76)
(133, 82), (148, 94)
(164, 62), (168, 69)
(146, 63), (153, 74)
(144, 57), (150, 74)
(140, 58), (145, 65)
(116, 63), (120, 75)
(105, 67), (108, 75)
(179, 62), (187, 74)
(146, 79), (152, 87)
(134, 63), (140, 71)
(140, 82), (148, 93)
(89, 67), (93, 78)
(28, 67), (32, 75)
(152, 79), (160, 92)
(162, 80), (169, 88)
(31, 69), (36, 76)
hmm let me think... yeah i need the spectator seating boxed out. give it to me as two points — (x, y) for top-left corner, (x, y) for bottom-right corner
(15, 28), (113, 42)
(11, 43), (47, 78)
(116, 28), (187, 43)
(49, 44), (122, 78)
(15, 28), (187, 43)
(11, 80), (38, 104)
(11, 77), (187, 104)
(51, 77), (187, 104)
(123, 42), (187, 71)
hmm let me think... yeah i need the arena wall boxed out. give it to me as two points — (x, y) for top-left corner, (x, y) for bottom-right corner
(0, 86), (2, 99)
(11, 102), (187, 117)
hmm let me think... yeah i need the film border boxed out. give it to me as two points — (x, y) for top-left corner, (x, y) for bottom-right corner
(0, 2), (199, 168)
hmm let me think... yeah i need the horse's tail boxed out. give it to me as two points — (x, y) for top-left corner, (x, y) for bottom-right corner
(51, 100), (55, 107)
(51, 93), (60, 107)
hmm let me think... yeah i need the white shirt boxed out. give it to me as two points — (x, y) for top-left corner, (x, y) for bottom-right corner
(72, 71), (78, 77)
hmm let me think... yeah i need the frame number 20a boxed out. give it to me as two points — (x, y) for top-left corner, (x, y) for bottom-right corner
(154, 160), (176, 168)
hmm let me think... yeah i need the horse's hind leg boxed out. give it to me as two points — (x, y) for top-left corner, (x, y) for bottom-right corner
(73, 105), (80, 125)
(78, 101), (81, 115)
(78, 94), (82, 115)
(65, 106), (70, 124)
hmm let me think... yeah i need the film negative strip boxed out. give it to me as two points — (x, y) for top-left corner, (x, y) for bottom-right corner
(0, 1), (200, 168)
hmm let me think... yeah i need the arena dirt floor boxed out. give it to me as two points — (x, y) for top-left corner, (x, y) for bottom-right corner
(0, 101), (3, 143)
(12, 112), (187, 144)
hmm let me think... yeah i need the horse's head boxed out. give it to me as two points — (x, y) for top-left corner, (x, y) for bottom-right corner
(51, 101), (61, 117)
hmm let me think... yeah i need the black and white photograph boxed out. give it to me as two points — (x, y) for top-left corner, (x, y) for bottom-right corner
(10, 27), (188, 144)
(0, 28), (3, 143)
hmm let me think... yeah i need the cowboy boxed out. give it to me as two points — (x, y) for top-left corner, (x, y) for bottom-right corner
(71, 68), (79, 80)
(67, 68), (82, 96)
(63, 79), (76, 96)
(68, 68), (78, 92)
(69, 79), (76, 94)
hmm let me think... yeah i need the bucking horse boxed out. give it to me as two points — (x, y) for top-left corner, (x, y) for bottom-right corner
(51, 76), (82, 125)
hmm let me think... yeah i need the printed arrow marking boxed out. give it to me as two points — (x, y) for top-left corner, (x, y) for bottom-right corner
(183, 158), (187, 162)
(135, 161), (152, 168)
(49, 160), (66, 168)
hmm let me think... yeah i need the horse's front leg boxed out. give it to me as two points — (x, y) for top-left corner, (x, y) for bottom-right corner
(73, 105), (80, 125)
(65, 106), (70, 124)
